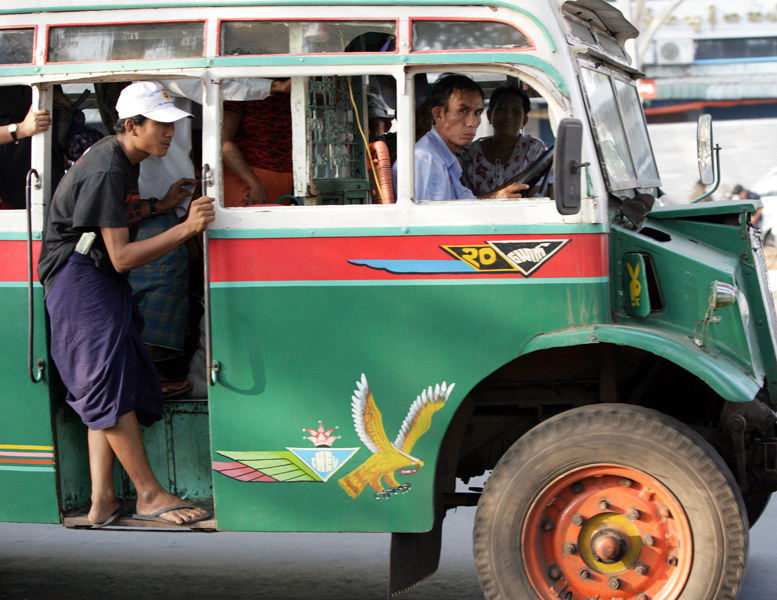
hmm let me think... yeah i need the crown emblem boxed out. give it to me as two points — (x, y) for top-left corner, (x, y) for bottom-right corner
(303, 421), (341, 447)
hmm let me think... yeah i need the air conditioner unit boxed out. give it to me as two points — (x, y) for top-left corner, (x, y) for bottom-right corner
(656, 39), (695, 65)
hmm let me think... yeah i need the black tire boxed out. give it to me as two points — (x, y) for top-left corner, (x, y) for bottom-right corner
(473, 404), (748, 600)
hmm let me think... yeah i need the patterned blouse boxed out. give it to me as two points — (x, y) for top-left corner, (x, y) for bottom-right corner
(461, 134), (547, 196)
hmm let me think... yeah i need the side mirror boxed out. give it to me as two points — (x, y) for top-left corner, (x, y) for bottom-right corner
(697, 114), (714, 185)
(554, 118), (584, 216)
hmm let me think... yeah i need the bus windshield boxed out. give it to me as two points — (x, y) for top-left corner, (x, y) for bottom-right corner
(580, 62), (660, 193)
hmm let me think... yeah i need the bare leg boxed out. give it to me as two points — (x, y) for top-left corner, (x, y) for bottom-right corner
(100, 411), (207, 524)
(86, 428), (122, 524)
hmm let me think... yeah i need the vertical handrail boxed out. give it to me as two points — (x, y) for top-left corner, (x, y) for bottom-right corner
(201, 164), (218, 386)
(26, 169), (44, 384)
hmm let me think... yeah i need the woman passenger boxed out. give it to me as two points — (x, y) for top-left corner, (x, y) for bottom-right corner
(461, 84), (547, 196)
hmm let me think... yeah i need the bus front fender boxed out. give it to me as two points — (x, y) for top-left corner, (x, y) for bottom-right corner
(519, 325), (762, 404)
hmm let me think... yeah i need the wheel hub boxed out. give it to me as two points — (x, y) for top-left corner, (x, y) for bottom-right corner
(523, 465), (693, 600)
(591, 529), (626, 564)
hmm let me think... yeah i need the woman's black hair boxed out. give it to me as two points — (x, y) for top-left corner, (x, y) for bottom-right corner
(489, 85), (531, 115)
(113, 114), (147, 134)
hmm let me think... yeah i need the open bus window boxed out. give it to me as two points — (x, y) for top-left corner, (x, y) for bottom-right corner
(0, 29), (34, 65)
(221, 74), (399, 207)
(411, 71), (554, 202)
(47, 22), (205, 63)
(220, 21), (396, 56)
(411, 20), (532, 52)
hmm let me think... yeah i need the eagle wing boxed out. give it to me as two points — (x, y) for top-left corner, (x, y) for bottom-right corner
(351, 373), (395, 455)
(394, 381), (455, 455)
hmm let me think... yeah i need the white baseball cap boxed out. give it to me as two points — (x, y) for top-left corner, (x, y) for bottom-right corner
(116, 81), (192, 122)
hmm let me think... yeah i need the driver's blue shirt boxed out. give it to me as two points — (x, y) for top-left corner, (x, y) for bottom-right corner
(392, 128), (477, 202)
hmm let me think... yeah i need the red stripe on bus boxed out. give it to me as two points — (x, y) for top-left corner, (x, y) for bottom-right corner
(209, 234), (609, 282)
(0, 240), (41, 282)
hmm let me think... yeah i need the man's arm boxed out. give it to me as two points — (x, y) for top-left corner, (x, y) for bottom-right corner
(101, 197), (214, 273)
(221, 108), (269, 205)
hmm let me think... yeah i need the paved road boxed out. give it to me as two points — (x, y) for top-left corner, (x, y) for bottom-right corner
(2, 496), (776, 599)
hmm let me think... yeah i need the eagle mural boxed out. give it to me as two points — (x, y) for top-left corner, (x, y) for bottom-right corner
(338, 374), (455, 500)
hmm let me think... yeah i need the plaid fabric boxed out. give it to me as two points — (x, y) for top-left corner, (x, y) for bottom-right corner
(129, 212), (189, 352)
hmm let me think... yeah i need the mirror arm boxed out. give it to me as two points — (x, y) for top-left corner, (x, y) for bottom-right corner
(691, 144), (722, 204)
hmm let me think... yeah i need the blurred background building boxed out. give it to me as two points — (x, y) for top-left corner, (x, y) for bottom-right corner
(612, 0), (777, 203)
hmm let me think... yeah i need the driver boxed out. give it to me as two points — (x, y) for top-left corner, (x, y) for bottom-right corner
(461, 84), (547, 196)
(394, 74), (527, 201)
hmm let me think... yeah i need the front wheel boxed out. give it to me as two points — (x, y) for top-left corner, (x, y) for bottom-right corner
(473, 404), (748, 600)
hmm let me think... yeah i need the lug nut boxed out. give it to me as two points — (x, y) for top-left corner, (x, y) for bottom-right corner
(579, 569), (590, 580)
(634, 562), (649, 576)
(599, 498), (610, 511)
(620, 478), (633, 487)
(667, 555), (678, 567)
(548, 565), (561, 580)
(542, 519), (554, 531)
(571, 513), (585, 526)
(626, 507), (641, 521)
(563, 542), (577, 555)
(609, 576), (621, 590)
(642, 534), (654, 547)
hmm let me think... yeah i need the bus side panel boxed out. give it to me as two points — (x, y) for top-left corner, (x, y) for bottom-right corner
(0, 238), (59, 523)
(207, 230), (609, 532)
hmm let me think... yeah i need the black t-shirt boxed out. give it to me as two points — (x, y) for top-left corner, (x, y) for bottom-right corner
(38, 136), (141, 295)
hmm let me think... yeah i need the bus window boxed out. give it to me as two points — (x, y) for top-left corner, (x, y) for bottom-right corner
(411, 71), (555, 202)
(219, 20), (396, 56)
(47, 22), (205, 63)
(411, 20), (533, 52)
(0, 28), (34, 65)
(221, 73), (401, 207)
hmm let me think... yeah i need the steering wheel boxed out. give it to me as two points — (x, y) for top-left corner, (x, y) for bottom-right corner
(489, 146), (555, 196)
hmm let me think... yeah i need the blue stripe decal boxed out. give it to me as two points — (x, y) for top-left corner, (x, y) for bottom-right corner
(0, 465), (56, 473)
(349, 259), (478, 274)
(0, 282), (43, 288)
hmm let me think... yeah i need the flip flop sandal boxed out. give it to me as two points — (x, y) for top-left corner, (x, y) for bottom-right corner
(132, 503), (210, 526)
(91, 496), (127, 529)
(162, 380), (192, 399)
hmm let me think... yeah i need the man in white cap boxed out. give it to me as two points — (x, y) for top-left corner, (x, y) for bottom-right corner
(38, 81), (214, 527)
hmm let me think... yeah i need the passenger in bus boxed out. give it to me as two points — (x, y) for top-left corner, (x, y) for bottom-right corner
(132, 86), (199, 399)
(0, 85), (70, 209)
(38, 81), (214, 527)
(460, 84), (547, 196)
(393, 74), (528, 202)
(222, 78), (293, 206)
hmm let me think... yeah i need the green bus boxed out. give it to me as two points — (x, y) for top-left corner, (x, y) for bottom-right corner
(1, 0), (774, 598)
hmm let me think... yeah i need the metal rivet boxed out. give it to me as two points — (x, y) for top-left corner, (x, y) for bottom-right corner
(609, 576), (621, 590)
(579, 569), (590, 580)
(667, 555), (678, 566)
(642, 534), (654, 546)
(599, 498), (609, 511)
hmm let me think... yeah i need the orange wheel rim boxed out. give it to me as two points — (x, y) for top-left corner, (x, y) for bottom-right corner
(522, 465), (692, 600)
